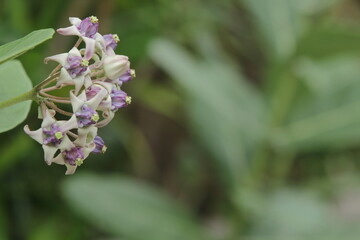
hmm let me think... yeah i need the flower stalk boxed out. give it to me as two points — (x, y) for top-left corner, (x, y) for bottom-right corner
(0, 89), (37, 109)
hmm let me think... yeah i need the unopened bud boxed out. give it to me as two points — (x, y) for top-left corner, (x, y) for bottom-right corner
(103, 55), (130, 80)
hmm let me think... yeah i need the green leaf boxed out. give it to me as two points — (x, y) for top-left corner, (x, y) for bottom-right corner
(149, 38), (265, 185)
(0, 28), (54, 64)
(297, 25), (360, 59)
(271, 56), (360, 152)
(62, 173), (208, 240)
(244, 188), (360, 240)
(0, 60), (33, 133)
(241, 0), (341, 60)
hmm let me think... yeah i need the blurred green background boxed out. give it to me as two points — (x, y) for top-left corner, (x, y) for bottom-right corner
(1, 0), (360, 239)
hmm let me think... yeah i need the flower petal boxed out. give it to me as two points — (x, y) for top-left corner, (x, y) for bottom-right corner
(44, 53), (68, 66)
(58, 135), (75, 150)
(73, 75), (86, 95)
(75, 126), (98, 146)
(57, 25), (81, 37)
(58, 115), (78, 132)
(84, 142), (96, 157)
(69, 17), (82, 26)
(24, 126), (43, 144)
(41, 109), (56, 128)
(65, 164), (77, 175)
(56, 68), (73, 86)
(42, 145), (58, 165)
(87, 87), (107, 110)
(70, 91), (86, 113)
(83, 37), (96, 60)
(51, 154), (65, 165)
(68, 47), (82, 58)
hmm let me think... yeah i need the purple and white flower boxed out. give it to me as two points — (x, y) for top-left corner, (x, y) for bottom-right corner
(57, 16), (100, 59)
(24, 108), (78, 165)
(24, 16), (136, 175)
(45, 47), (92, 94)
(51, 141), (95, 175)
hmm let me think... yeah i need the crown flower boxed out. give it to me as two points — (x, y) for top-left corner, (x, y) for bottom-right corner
(23, 16), (136, 175)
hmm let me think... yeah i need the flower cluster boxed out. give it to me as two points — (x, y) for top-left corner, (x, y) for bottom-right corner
(24, 16), (135, 175)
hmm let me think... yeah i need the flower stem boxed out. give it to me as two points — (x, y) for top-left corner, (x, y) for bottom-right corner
(34, 72), (60, 90)
(0, 89), (37, 110)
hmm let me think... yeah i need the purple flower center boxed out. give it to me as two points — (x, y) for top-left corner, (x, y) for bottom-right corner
(77, 16), (99, 39)
(66, 55), (88, 78)
(63, 147), (84, 166)
(75, 104), (100, 128)
(86, 85), (101, 100)
(92, 136), (107, 154)
(110, 88), (130, 111)
(43, 124), (63, 146)
(103, 34), (119, 50)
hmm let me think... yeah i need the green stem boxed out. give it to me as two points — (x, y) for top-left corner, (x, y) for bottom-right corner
(0, 89), (37, 110)
(34, 72), (60, 90)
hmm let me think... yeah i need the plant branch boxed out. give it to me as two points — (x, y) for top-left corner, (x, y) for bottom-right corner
(0, 89), (37, 110)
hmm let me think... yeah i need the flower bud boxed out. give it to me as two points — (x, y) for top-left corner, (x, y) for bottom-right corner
(93, 136), (107, 154)
(103, 55), (130, 80)
(118, 69), (136, 83)
(103, 34), (120, 50)
(110, 88), (130, 111)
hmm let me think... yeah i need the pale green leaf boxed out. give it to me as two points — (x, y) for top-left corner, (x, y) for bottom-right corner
(0, 28), (54, 64)
(272, 56), (360, 152)
(62, 174), (209, 240)
(241, 0), (341, 60)
(149, 38), (266, 184)
(0, 60), (33, 133)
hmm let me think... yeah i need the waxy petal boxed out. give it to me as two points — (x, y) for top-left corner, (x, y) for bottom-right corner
(44, 53), (68, 66)
(87, 87), (108, 110)
(83, 37), (96, 60)
(41, 109), (56, 128)
(65, 164), (77, 175)
(57, 25), (81, 37)
(70, 91), (87, 113)
(24, 126), (43, 144)
(57, 68), (73, 86)
(69, 17), (82, 26)
(75, 126), (98, 146)
(52, 154), (65, 165)
(58, 114), (78, 132)
(42, 145), (58, 165)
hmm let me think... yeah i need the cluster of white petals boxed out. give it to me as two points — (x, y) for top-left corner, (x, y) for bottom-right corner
(24, 16), (135, 175)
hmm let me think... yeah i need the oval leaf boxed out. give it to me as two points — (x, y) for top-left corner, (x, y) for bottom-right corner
(0, 60), (33, 133)
(62, 173), (209, 240)
(0, 28), (54, 64)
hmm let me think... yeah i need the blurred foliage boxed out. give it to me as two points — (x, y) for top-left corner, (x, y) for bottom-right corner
(1, 0), (360, 239)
